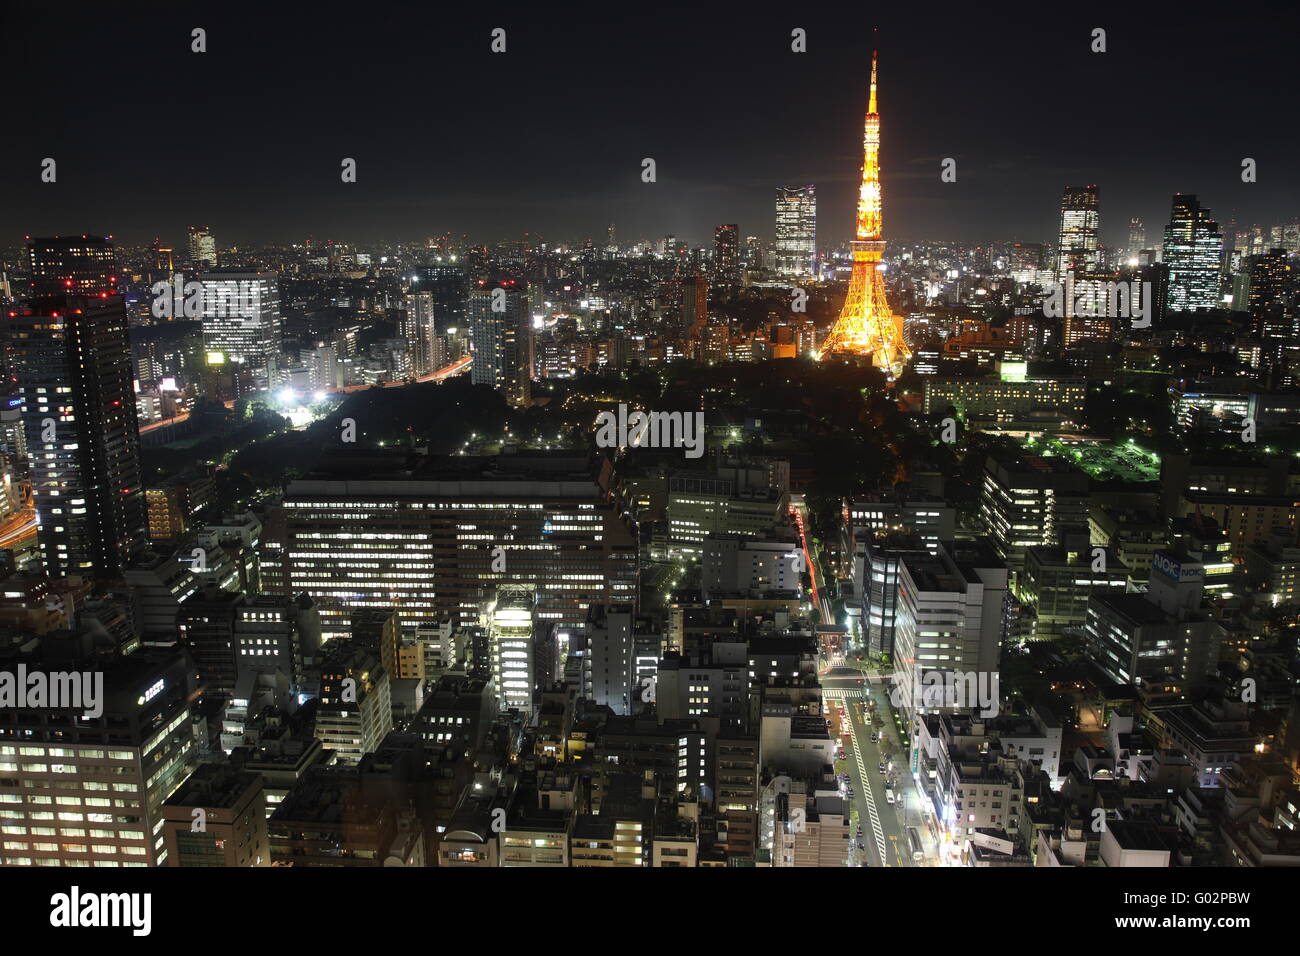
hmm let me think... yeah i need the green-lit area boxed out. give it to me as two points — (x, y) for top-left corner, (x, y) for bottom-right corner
(1021, 435), (1160, 483)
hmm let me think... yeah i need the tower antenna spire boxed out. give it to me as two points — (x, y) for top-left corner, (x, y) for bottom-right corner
(869, 49), (878, 114)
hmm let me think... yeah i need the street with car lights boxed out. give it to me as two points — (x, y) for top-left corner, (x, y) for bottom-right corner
(823, 666), (940, 867)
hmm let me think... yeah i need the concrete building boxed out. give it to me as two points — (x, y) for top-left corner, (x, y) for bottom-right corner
(845, 494), (955, 555)
(0, 647), (198, 867)
(284, 450), (636, 639)
(769, 777), (849, 867)
(489, 585), (535, 716)
(314, 640), (392, 764)
(1019, 545), (1128, 640)
(162, 764), (269, 866)
(980, 451), (1089, 583)
(893, 540), (1008, 723)
(701, 534), (801, 598)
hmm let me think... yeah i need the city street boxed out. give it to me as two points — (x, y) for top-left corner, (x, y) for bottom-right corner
(823, 667), (939, 866)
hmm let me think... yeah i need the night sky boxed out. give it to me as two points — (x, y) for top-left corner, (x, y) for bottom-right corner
(4, 3), (1298, 250)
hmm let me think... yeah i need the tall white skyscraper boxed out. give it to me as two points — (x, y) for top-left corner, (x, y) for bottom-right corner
(197, 271), (282, 381)
(468, 281), (531, 407)
(402, 287), (438, 376)
(892, 540), (1007, 724)
(490, 584), (535, 715)
(774, 185), (816, 277)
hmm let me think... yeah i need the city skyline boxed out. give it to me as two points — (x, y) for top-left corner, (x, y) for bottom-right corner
(0, 1), (1298, 897)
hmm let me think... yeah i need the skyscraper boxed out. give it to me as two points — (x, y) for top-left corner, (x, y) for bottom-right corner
(774, 185), (816, 277)
(1128, 217), (1146, 257)
(0, 649), (198, 867)
(713, 224), (740, 285)
(682, 273), (708, 333)
(10, 236), (146, 577)
(1248, 249), (1289, 314)
(490, 584), (536, 715)
(196, 270), (282, 384)
(468, 280), (531, 407)
(1249, 248), (1292, 342)
(416, 263), (467, 335)
(1163, 194), (1224, 312)
(188, 225), (217, 269)
(28, 235), (118, 296)
(401, 287), (439, 376)
(1055, 186), (1100, 281)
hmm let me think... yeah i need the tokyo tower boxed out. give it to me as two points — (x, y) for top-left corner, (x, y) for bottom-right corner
(818, 51), (911, 376)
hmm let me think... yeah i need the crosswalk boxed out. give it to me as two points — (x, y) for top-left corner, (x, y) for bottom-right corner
(823, 688), (867, 699)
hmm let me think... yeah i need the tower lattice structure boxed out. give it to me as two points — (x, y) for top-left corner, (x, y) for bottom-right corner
(818, 51), (911, 376)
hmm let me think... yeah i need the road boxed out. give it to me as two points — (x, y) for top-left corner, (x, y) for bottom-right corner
(139, 411), (191, 434)
(0, 501), (37, 549)
(788, 495), (833, 624)
(823, 667), (939, 867)
(324, 354), (472, 394)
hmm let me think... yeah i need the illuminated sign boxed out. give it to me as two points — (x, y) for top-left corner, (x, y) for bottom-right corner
(999, 361), (1028, 382)
(1152, 550), (1203, 582)
(206, 351), (225, 365)
(136, 678), (165, 706)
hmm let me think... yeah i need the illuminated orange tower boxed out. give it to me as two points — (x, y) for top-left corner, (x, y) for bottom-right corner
(818, 51), (910, 376)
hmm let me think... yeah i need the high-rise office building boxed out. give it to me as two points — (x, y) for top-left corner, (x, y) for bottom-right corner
(188, 226), (217, 269)
(713, 224), (740, 285)
(980, 450), (1090, 586)
(161, 764), (270, 867)
(401, 288), (439, 376)
(27, 235), (118, 296)
(468, 280), (531, 407)
(1162, 194), (1223, 312)
(1055, 185), (1100, 280)
(315, 639), (393, 764)
(0, 649), (199, 867)
(681, 274), (708, 333)
(1127, 217), (1146, 256)
(856, 531), (929, 660)
(10, 237), (146, 578)
(490, 584), (535, 715)
(284, 450), (638, 640)
(415, 263), (467, 335)
(1084, 553), (1222, 691)
(196, 271), (282, 381)
(585, 604), (639, 715)
(774, 185), (816, 277)
(892, 539), (1007, 722)
(1249, 248), (1291, 341)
